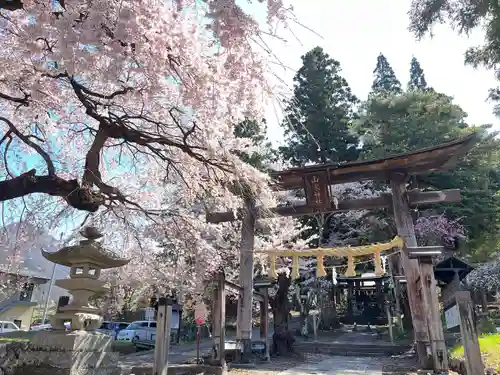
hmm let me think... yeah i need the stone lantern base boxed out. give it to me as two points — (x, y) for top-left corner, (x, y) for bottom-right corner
(9, 331), (121, 375)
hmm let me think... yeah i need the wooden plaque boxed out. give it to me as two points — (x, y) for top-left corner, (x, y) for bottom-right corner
(303, 171), (330, 209)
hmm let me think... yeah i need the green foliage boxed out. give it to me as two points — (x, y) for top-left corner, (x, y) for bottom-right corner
(353, 90), (500, 259)
(450, 333), (500, 371)
(371, 53), (402, 95)
(408, 0), (500, 115)
(477, 317), (497, 334)
(279, 46), (360, 166)
(278, 46), (361, 246)
(233, 118), (274, 172)
(354, 90), (467, 159)
(408, 57), (428, 90)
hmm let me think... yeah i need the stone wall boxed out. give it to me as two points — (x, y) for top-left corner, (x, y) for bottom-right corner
(0, 342), (30, 375)
(0, 342), (120, 375)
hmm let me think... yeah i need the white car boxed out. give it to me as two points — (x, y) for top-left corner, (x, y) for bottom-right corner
(30, 323), (52, 331)
(30, 322), (71, 331)
(0, 321), (20, 333)
(117, 321), (156, 342)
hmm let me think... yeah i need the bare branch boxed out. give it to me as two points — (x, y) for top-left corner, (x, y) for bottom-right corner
(0, 170), (102, 212)
(0, 116), (55, 176)
(0, 91), (29, 106)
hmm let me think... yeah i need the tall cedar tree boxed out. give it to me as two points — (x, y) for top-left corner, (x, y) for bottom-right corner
(371, 53), (402, 95)
(408, 57), (428, 90)
(279, 47), (360, 246)
(280, 47), (359, 165)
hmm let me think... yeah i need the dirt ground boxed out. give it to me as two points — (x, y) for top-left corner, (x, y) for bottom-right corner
(380, 355), (419, 375)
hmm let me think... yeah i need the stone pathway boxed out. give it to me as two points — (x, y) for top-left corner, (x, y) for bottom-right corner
(277, 357), (382, 375)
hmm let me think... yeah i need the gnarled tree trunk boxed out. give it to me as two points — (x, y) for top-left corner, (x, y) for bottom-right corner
(270, 273), (295, 356)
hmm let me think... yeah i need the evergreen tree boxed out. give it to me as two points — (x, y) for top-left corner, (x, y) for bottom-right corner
(408, 57), (428, 90)
(371, 53), (402, 95)
(233, 118), (273, 172)
(279, 46), (360, 247)
(279, 46), (360, 166)
(353, 90), (500, 260)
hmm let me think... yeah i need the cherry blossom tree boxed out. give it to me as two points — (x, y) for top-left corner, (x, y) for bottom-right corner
(467, 255), (500, 293)
(0, 0), (295, 244)
(0, 0), (305, 294)
(414, 214), (466, 249)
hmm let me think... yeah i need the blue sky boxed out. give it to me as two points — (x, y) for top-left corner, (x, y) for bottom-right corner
(240, 0), (499, 145)
(6, 0), (498, 239)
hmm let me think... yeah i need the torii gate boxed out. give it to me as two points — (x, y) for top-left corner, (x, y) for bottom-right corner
(207, 132), (479, 370)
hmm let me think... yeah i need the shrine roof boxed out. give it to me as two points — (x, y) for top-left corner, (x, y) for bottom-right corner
(271, 132), (480, 190)
(434, 256), (474, 283)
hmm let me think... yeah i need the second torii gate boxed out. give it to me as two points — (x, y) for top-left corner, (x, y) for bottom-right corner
(207, 132), (479, 369)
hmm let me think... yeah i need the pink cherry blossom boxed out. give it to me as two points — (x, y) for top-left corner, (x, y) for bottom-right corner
(0, 0), (300, 302)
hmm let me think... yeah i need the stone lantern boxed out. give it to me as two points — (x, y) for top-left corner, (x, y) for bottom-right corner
(22, 227), (131, 375)
(41, 226), (131, 331)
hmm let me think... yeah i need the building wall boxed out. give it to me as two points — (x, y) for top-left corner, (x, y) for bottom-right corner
(0, 305), (35, 330)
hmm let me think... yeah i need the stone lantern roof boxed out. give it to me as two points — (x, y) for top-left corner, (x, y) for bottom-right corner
(41, 226), (130, 269)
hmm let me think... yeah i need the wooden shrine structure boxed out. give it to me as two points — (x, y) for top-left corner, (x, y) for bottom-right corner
(435, 256), (474, 331)
(206, 132), (480, 371)
(256, 236), (404, 326)
(209, 272), (274, 367)
(335, 275), (391, 325)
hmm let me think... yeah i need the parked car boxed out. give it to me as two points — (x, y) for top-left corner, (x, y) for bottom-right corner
(30, 319), (50, 328)
(0, 321), (20, 333)
(30, 323), (52, 331)
(117, 321), (156, 342)
(30, 322), (71, 331)
(97, 321), (130, 340)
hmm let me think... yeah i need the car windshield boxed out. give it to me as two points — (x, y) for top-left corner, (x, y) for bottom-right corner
(125, 323), (140, 330)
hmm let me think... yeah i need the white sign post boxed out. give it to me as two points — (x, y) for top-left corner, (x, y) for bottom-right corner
(445, 304), (460, 330)
(145, 307), (155, 322)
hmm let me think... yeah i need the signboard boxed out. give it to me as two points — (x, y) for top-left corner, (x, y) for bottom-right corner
(303, 172), (330, 209)
(145, 307), (155, 321)
(445, 304), (460, 329)
(171, 310), (179, 329)
(195, 302), (207, 326)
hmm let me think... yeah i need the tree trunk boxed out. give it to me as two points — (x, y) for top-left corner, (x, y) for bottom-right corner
(270, 273), (295, 356)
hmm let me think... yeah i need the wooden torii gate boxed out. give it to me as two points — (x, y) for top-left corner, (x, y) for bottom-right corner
(206, 133), (479, 369)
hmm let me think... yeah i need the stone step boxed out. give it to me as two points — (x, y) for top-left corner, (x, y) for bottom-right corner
(296, 342), (412, 357)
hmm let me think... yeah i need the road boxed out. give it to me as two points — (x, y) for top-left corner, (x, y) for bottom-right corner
(119, 327), (270, 372)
